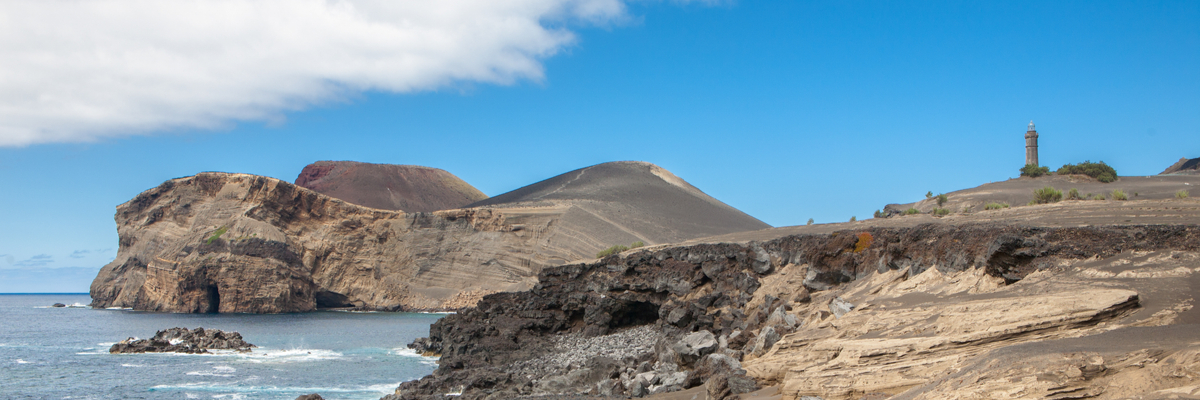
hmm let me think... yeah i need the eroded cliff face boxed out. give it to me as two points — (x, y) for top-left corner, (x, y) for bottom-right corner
(89, 173), (577, 312)
(391, 223), (1200, 400)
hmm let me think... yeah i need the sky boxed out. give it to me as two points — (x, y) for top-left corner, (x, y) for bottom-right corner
(0, 0), (1197, 293)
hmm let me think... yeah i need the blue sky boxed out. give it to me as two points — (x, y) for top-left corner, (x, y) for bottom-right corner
(0, 1), (1197, 292)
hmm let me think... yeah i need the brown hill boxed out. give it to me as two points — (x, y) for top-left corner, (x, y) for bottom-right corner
(90, 162), (770, 313)
(1160, 156), (1200, 175)
(294, 161), (486, 212)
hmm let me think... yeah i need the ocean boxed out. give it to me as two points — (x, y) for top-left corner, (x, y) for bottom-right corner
(0, 294), (444, 400)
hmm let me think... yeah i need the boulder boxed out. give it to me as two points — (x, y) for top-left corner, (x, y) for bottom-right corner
(829, 296), (855, 318)
(671, 330), (718, 365)
(109, 327), (255, 354)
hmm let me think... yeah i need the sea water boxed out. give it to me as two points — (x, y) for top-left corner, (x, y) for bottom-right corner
(0, 294), (444, 400)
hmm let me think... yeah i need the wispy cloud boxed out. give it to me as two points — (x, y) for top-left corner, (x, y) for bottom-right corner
(69, 250), (91, 259)
(0, 0), (663, 147)
(14, 254), (54, 267)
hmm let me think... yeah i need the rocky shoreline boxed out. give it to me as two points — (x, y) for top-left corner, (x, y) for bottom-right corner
(109, 327), (255, 354)
(387, 222), (1200, 400)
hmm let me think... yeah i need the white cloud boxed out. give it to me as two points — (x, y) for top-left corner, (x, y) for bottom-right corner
(0, 0), (640, 147)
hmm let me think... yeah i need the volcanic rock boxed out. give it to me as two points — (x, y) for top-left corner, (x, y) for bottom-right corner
(109, 327), (254, 354)
(90, 161), (768, 313)
(1161, 156), (1200, 175)
(294, 161), (487, 212)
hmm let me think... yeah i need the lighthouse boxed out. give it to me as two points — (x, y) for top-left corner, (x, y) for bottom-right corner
(1025, 121), (1039, 166)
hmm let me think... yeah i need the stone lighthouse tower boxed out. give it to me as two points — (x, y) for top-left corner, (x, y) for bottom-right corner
(1025, 121), (1039, 166)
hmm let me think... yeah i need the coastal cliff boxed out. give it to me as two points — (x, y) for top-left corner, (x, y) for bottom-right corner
(90, 162), (769, 313)
(391, 213), (1200, 399)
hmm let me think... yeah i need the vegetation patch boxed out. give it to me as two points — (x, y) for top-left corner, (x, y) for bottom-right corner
(1020, 164), (1051, 178)
(853, 232), (873, 253)
(903, 208), (920, 215)
(1057, 161), (1118, 183)
(1092, 194), (1107, 200)
(1178, 190), (1190, 199)
(935, 193), (948, 207)
(596, 241), (646, 258)
(806, 218), (814, 226)
(206, 226), (228, 244)
(874, 210), (885, 219)
(932, 208), (951, 217)
(1111, 189), (1128, 201)
(1030, 186), (1063, 204)
(1067, 188), (1081, 200)
(985, 202), (1010, 210)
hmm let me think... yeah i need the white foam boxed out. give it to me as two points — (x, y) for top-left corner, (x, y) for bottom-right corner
(389, 347), (440, 366)
(121, 364), (145, 367)
(169, 338), (184, 345)
(15, 359), (30, 364)
(229, 348), (342, 364)
(185, 394), (200, 399)
(151, 381), (402, 395)
(105, 306), (132, 310)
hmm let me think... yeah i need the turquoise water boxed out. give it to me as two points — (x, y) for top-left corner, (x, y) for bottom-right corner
(0, 294), (444, 400)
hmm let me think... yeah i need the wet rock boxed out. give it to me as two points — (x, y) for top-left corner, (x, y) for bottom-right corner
(109, 327), (254, 354)
(51, 303), (66, 308)
(295, 395), (324, 400)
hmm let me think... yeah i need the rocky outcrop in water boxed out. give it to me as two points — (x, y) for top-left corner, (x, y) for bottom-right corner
(109, 327), (255, 354)
(90, 162), (769, 313)
(389, 223), (1200, 400)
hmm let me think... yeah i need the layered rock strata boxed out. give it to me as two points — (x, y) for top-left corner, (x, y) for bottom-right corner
(110, 327), (254, 354)
(391, 223), (1200, 400)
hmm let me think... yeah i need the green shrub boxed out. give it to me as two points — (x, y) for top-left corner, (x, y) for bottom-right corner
(903, 208), (920, 215)
(1092, 194), (1107, 200)
(596, 244), (630, 258)
(1178, 190), (1190, 199)
(849, 216), (857, 222)
(925, 191), (933, 199)
(630, 241), (645, 249)
(935, 193), (948, 207)
(985, 202), (1009, 210)
(1111, 189), (1128, 201)
(1031, 186), (1063, 204)
(1020, 164), (1051, 178)
(1067, 188), (1081, 200)
(960, 205), (972, 213)
(873, 210), (885, 219)
(932, 208), (951, 217)
(1057, 161), (1117, 183)
(807, 218), (814, 226)
(206, 226), (228, 244)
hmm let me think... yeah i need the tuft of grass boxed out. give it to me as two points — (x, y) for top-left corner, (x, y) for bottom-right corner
(1111, 189), (1128, 201)
(932, 208), (951, 217)
(1020, 164), (1051, 178)
(853, 232), (873, 253)
(1057, 161), (1118, 183)
(985, 202), (1010, 210)
(903, 208), (920, 215)
(1030, 186), (1063, 204)
(960, 205), (972, 213)
(630, 241), (645, 249)
(935, 193), (948, 207)
(1067, 188), (1081, 200)
(1092, 194), (1107, 200)
(1178, 190), (1190, 199)
(205, 226), (228, 244)
(596, 245), (629, 258)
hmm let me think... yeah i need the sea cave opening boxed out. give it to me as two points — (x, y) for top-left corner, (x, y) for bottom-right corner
(205, 285), (220, 314)
(610, 301), (660, 328)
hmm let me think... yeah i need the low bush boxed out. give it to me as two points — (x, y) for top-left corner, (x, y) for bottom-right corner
(1111, 189), (1128, 201)
(1057, 161), (1118, 183)
(984, 202), (1010, 210)
(1179, 190), (1190, 199)
(806, 218), (814, 226)
(630, 241), (645, 249)
(853, 232), (873, 253)
(932, 208), (951, 217)
(1020, 164), (1051, 178)
(903, 208), (920, 215)
(1067, 188), (1081, 200)
(1031, 186), (1063, 204)
(960, 205), (972, 213)
(849, 216), (857, 222)
(1092, 194), (1107, 200)
(873, 209), (885, 219)
(935, 193), (948, 207)
(925, 191), (933, 199)
(597, 241), (647, 258)
(206, 226), (228, 244)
